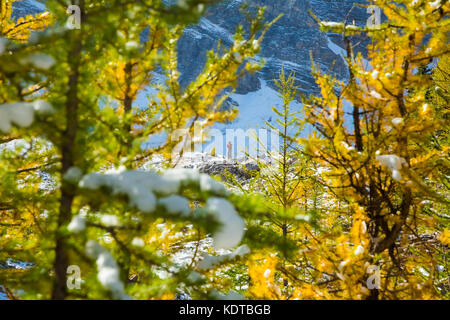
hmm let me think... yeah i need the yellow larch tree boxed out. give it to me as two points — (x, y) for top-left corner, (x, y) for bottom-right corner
(299, 0), (449, 299)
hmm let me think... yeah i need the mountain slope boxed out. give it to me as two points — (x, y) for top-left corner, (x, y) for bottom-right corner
(11, 0), (45, 20)
(178, 0), (368, 94)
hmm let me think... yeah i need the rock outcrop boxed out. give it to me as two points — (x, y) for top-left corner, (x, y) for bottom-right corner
(198, 162), (260, 183)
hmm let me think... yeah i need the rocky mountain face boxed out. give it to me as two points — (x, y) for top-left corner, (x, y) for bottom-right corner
(179, 0), (369, 95)
(14, 0), (368, 96)
(11, 0), (45, 20)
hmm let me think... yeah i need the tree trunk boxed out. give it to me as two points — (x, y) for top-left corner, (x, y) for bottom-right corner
(51, 35), (82, 301)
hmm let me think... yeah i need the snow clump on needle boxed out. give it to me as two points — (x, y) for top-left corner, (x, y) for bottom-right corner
(85, 241), (131, 300)
(204, 197), (245, 250)
(376, 154), (407, 181)
(0, 100), (53, 133)
(67, 215), (86, 233)
(78, 169), (245, 250)
(197, 244), (250, 270)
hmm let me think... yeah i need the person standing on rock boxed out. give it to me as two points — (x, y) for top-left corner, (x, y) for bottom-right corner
(227, 141), (232, 161)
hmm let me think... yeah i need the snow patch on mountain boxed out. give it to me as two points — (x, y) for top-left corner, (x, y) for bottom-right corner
(217, 80), (285, 131)
(265, 57), (310, 75)
(197, 18), (234, 43)
(327, 36), (347, 61)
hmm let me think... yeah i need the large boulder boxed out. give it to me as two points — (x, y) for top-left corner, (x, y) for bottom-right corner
(197, 162), (260, 183)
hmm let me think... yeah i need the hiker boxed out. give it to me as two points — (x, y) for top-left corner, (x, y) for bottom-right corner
(227, 141), (232, 161)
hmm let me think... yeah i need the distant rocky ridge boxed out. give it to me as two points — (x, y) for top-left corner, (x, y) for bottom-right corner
(178, 0), (369, 95)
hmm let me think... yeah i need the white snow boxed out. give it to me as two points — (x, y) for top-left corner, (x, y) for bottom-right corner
(418, 267), (430, 277)
(125, 41), (139, 50)
(354, 245), (364, 255)
(161, 168), (200, 188)
(79, 171), (160, 213)
(224, 80), (282, 130)
(341, 141), (355, 151)
(320, 22), (344, 28)
(203, 198), (245, 250)
(339, 259), (349, 271)
(100, 215), (121, 227)
(0, 100), (53, 133)
(184, 28), (204, 40)
(158, 195), (190, 216)
(391, 170), (402, 181)
(200, 174), (228, 196)
(252, 39), (260, 51)
(370, 90), (382, 99)
(376, 154), (406, 171)
(361, 221), (367, 234)
(232, 52), (242, 63)
(78, 169), (239, 248)
(371, 69), (379, 80)
(197, 244), (250, 270)
(63, 167), (83, 183)
(67, 215), (86, 233)
(198, 18), (234, 43)
(20, 53), (55, 70)
(376, 154), (407, 181)
(32, 100), (53, 113)
(85, 241), (130, 300)
(295, 214), (310, 222)
(345, 25), (360, 32)
(163, 168), (228, 195)
(131, 237), (145, 247)
(266, 57), (309, 74)
(197, 254), (222, 270)
(0, 103), (34, 132)
(429, 0), (441, 9)
(391, 118), (404, 126)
